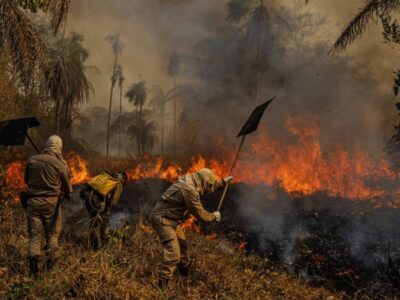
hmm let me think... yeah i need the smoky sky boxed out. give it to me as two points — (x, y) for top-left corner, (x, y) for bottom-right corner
(66, 0), (400, 156)
(67, 0), (399, 105)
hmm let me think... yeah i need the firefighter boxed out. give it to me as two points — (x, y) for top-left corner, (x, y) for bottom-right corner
(24, 135), (72, 277)
(150, 168), (233, 288)
(80, 170), (128, 250)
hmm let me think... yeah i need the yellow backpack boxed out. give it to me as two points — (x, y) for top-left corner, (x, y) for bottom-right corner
(88, 171), (120, 197)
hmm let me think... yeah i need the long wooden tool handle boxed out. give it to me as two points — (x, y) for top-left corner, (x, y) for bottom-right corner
(217, 135), (246, 211)
(27, 133), (40, 154)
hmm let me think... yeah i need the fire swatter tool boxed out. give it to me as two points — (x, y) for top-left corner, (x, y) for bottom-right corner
(217, 97), (275, 211)
(0, 117), (41, 153)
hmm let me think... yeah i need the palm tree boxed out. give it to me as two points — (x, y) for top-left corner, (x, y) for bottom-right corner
(332, 0), (400, 52)
(105, 34), (124, 161)
(127, 118), (158, 155)
(45, 31), (92, 136)
(227, 0), (273, 104)
(149, 86), (168, 155)
(125, 79), (147, 157)
(0, 0), (70, 89)
(118, 67), (125, 157)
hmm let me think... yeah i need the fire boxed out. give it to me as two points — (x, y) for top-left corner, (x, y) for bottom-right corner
(2, 115), (398, 203)
(203, 116), (394, 200)
(66, 151), (90, 185)
(181, 214), (201, 234)
(238, 241), (247, 251)
(5, 161), (26, 191)
(129, 157), (181, 181)
(122, 116), (394, 200)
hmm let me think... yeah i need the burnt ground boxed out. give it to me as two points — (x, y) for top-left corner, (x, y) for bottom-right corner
(69, 179), (400, 298)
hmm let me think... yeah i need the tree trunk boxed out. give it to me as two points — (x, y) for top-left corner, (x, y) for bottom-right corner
(138, 104), (143, 157)
(173, 76), (176, 158)
(55, 99), (60, 134)
(119, 83), (123, 157)
(136, 105), (140, 157)
(106, 53), (118, 164)
(255, 70), (261, 105)
(161, 106), (164, 156)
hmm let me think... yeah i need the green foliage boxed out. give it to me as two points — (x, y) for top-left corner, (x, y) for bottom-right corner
(380, 14), (400, 96)
(332, 0), (400, 53)
(46, 31), (92, 134)
(16, 0), (49, 12)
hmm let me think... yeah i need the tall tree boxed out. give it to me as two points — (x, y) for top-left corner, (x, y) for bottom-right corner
(0, 0), (70, 89)
(149, 85), (175, 155)
(227, 0), (273, 104)
(105, 34), (123, 162)
(125, 79), (147, 157)
(46, 31), (92, 136)
(118, 67), (125, 157)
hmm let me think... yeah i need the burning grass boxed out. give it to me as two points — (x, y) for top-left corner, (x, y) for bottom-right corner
(0, 203), (343, 300)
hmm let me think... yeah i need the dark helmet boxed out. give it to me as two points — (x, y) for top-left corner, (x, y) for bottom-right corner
(120, 171), (129, 186)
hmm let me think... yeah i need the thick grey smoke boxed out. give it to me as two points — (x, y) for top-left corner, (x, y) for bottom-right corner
(67, 0), (398, 158)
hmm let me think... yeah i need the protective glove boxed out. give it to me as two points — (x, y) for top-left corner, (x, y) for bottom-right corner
(212, 211), (221, 222)
(223, 176), (234, 185)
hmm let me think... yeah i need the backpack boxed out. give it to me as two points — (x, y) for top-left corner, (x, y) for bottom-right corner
(87, 171), (121, 197)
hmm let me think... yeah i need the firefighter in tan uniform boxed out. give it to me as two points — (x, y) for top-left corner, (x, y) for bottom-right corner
(24, 135), (72, 276)
(150, 168), (233, 288)
(80, 171), (128, 250)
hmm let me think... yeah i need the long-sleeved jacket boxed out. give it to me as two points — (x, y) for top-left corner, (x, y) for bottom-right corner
(24, 152), (72, 198)
(151, 180), (216, 225)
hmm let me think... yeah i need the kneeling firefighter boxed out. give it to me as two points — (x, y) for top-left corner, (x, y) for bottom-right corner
(150, 168), (233, 288)
(80, 170), (128, 250)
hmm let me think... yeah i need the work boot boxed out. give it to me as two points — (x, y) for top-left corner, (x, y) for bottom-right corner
(177, 263), (190, 277)
(28, 256), (39, 278)
(157, 278), (169, 290)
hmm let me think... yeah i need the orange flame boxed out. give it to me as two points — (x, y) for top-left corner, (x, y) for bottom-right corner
(5, 161), (26, 191)
(66, 151), (90, 185)
(238, 241), (247, 251)
(3, 116), (398, 204)
(181, 214), (201, 234)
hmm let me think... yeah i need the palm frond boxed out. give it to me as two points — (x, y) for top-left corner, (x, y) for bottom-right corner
(118, 65), (124, 88)
(106, 34), (124, 55)
(332, 0), (400, 53)
(48, 0), (70, 33)
(0, 0), (47, 88)
(46, 31), (92, 107)
(226, 0), (252, 23)
(125, 81), (147, 106)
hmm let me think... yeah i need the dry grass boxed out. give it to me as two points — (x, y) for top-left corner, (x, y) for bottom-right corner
(0, 204), (343, 300)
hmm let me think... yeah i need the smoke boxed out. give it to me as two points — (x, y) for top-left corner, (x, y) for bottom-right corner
(66, 0), (398, 158)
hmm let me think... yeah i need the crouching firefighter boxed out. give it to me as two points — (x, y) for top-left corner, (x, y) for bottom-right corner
(23, 135), (72, 277)
(80, 171), (128, 250)
(150, 168), (233, 288)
